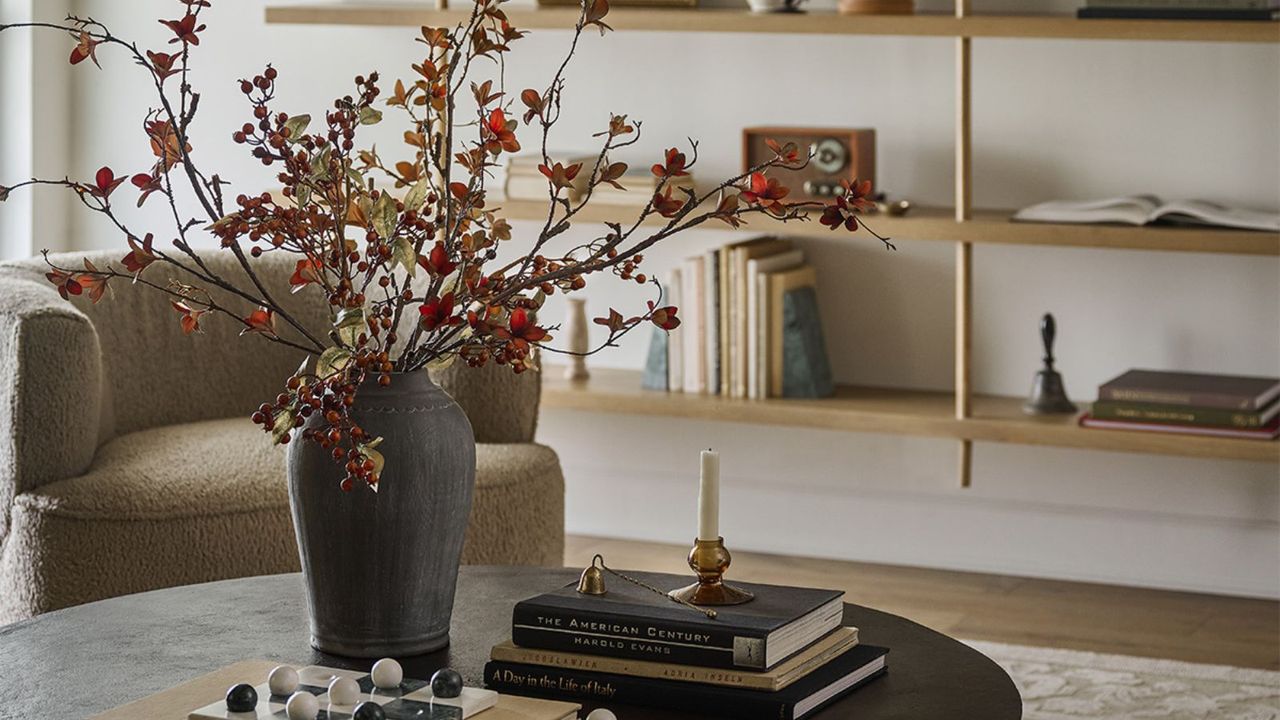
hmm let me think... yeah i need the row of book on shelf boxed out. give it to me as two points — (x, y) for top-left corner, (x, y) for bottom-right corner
(1081, 369), (1280, 440)
(1077, 0), (1280, 20)
(485, 571), (886, 719)
(643, 237), (835, 400)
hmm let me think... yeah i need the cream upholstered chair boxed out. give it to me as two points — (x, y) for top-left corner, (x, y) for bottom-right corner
(0, 250), (564, 625)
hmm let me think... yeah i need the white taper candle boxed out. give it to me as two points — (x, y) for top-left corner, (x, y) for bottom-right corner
(697, 449), (720, 541)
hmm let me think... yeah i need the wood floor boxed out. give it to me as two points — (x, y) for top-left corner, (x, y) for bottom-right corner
(565, 535), (1280, 670)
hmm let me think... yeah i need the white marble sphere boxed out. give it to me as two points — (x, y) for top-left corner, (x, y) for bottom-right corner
(371, 658), (404, 690)
(268, 665), (299, 696)
(328, 676), (361, 706)
(585, 710), (618, 720)
(286, 691), (319, 720)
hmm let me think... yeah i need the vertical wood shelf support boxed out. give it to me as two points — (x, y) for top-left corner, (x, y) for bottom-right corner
(955, 0), (974, 489)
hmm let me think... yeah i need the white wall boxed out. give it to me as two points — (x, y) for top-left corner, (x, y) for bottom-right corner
(9, 0), (1279, 596)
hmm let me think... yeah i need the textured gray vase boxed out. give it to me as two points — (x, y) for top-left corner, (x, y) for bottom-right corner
(286, 371), (476, 658)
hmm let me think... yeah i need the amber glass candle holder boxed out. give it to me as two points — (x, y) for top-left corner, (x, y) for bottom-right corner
(668, 537), (754, 606)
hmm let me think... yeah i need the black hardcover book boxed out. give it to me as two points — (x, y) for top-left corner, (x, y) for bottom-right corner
(486, 644), (889, 720)
(1078, 7), (1279, 18)
(511, 571), (844, 670)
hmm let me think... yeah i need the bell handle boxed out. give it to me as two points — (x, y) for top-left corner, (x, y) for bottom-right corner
(1040, 313), (1056, 368)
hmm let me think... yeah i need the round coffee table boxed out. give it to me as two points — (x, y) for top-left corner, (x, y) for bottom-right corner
(0, 567), (1020, 719)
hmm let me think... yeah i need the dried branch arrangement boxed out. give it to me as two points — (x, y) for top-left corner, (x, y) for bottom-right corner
(0, 0), (890, 490)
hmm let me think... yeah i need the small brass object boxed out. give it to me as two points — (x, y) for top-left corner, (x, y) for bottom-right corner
(669, 537), (755, 607)
(1024, 313), (1078, 415)
(576, 555), (608, 595)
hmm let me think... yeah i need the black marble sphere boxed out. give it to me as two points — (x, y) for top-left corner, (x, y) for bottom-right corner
(353, 701), (387, 720)
(225, 683), (258, 712)
(430, 668), (464, 699)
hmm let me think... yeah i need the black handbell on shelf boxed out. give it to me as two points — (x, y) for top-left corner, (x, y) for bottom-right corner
(1023, 313), (1078, 415)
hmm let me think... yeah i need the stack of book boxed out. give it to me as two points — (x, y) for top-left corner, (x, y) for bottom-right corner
(503, 154), (694, 206)
(1077, 0), (1279, 20)
(1081, 369), (1280, 440)
(647, 237), (833, 399)
(485, 571), (888, 719)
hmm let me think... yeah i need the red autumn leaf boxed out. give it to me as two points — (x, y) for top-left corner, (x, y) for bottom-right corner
(647, 301), (680, 331)
(147, 120), (190, 171)
(482, 108), (520, 155)
(651, 147), (689, 179)
(75, 258), (110, 304)
(419, 293), (462, 331)
(146, 50), (180, 82)
(131, 171), (164, 207)
(289, 257), (323, 293)
(740, 172), (790, 216)
(538, 162), (582, 192)
(45, 269), (83, 300)
(241, 307), (277, 337)
(765, 137), (801, 164)
(88, 166), (126, 200)
(585, 0), (613, 35)
(520, 88), (545, 124)
(820, 178), (875, 232)
(416, 241), (458, 277)
(121, 233), (157, 274)
(713, 192), (743, 228)
(170, 300), (206, 335)
(493, 307), (549, 349)
(449, 182), (470, 200)
(597, 161), (628, 190)
(160, 14), (206, 46)
(593, 308), (626, 333)
(651, 186), (685, 218)
(69, 31), (101, 68)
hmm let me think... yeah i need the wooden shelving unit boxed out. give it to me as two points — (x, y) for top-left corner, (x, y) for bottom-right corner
(543, 368), (1280, 463)
(266, 2), (1280, 475)
(265, 5), (1280, 43)
(489, 201), (1280, 256)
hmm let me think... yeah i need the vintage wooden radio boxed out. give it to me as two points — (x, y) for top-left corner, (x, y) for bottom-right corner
(742, 127), (875, 201)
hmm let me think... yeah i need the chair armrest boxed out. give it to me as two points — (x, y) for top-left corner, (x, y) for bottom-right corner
(0, 266), (106, 534)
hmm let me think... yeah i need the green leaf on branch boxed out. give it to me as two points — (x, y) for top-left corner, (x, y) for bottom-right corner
(205, 212), (241, 231)
(373, 192), (397, 239)
(392, 237), (417, 277)
(404, 179), (430, 210)
(359, 106), (383, 126)
(271, 408), (296, 445)
(283, 114), (311, 143)
(334, 307), (365, 346)
(317, 347), (353, 378)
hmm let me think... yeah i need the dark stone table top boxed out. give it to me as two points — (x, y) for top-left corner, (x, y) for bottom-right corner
(0, 566), (1020, 719)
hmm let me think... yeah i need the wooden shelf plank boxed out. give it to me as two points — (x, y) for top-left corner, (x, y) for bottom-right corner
(265, 5), (1280, 43)
(542, 368), (1280, 463)
(493, 199), (1280, 255)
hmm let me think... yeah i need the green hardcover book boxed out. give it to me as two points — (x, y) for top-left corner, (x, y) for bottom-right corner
(1091, 400), (1280, 428)
(781, 286), (834, 399)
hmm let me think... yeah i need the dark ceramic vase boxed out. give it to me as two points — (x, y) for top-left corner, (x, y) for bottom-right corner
(286, 371), (475, 658)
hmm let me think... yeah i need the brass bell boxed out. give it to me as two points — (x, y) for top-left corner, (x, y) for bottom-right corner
(1024, 313), (1078, 415)
(576, 555), (607, 596)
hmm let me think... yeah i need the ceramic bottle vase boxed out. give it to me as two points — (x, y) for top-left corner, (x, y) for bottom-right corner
(286, 371), (475, 658)
(563, 298), (590, 381)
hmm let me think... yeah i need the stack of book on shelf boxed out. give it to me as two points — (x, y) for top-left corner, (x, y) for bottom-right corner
(504, 153), (694, 206)
(1081, 369), (1280, 440)
(1077, 0), (1280, 20)
(645, 237), (834, 399)
(485, 571), (888, 719)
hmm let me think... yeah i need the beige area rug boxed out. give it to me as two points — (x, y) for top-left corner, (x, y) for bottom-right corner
(966, 640), (1280, 720)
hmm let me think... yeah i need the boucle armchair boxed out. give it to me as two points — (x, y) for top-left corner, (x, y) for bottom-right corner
(0, 250), (564, 625)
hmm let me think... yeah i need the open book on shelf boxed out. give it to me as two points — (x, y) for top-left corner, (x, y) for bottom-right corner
(1012, 195), (1279, 233)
